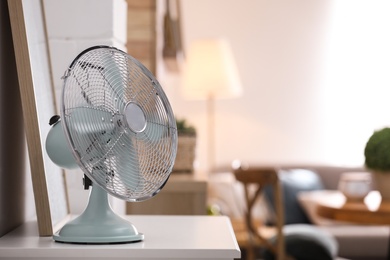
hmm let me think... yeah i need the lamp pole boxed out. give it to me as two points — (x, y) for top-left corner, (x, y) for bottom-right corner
(182, 39), (242, 174)
(207, 94), (215, 173)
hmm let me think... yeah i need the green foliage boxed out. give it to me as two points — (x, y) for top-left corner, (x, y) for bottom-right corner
(176, 118), (196, 136)
(365, 127), (390, 172)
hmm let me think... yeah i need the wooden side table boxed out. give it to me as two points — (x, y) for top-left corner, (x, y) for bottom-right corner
(316, 190), (390, 225)
(316, 190), (390, 259)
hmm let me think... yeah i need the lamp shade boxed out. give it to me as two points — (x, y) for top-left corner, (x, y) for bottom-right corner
(182, 39), (242, 99)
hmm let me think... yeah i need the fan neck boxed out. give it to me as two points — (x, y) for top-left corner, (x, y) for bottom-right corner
(83, 184), (112, 217)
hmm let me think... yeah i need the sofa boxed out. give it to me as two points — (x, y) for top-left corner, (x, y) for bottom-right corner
(208, 165), (389, 260)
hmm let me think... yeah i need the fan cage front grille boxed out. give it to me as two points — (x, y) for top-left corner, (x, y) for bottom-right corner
(61, 46), (177, 202)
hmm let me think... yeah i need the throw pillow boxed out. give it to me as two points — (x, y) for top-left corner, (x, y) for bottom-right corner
(264, 169), (324, 225)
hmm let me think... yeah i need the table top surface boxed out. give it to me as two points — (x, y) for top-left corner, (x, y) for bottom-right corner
(315, 190), (390, 225)
(0, 215), (240, 259)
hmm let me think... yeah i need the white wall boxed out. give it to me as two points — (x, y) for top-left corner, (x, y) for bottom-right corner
(44, 0), (128, 214)
(42, 0), (390, 215)
(159, 0), (390, 171)
(317, 0), (390, 165)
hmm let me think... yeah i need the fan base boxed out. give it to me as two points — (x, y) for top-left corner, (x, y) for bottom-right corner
(53, 184), (144, 244)
(53, 232), (144, 244)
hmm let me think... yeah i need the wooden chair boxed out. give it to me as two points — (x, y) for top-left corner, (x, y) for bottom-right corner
(233, 164), (287, 260)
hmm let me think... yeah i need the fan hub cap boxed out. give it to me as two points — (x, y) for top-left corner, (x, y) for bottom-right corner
(124, 102), (147, 133)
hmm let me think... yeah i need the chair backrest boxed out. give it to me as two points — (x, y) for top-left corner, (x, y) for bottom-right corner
(233, 164), (286, 260)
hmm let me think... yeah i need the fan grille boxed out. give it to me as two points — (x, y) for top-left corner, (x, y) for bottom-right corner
(61, 46), (177, 202)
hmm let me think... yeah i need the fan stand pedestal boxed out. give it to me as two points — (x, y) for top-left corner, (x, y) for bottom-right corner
(54, 184), (144, 244)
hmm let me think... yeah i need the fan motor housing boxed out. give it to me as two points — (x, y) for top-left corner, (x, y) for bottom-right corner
(46, 119), (78, 169)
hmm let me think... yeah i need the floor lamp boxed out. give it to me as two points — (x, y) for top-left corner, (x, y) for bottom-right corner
(182, 39), (242, 172)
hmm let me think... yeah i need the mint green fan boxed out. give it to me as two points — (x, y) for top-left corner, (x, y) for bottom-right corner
(45, 46), (177, 244)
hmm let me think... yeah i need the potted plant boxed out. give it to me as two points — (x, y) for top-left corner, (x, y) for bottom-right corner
(173, 118), (196, 173)
(364, 127), (390, 200)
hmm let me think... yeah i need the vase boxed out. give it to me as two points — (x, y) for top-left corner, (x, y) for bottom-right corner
(338, 172), (371, 201)
(373, 171), (390, 201)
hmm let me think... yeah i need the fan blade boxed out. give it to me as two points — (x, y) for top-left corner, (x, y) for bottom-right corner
(101, 53), (126, 111)
(67, 107), (115, 135)
(101, 131), (144, 199)
(116, 143), (144, 196)
(65, 107), (116, 165)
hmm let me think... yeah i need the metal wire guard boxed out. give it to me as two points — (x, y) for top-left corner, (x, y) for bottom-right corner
(61, 46), (177, 202)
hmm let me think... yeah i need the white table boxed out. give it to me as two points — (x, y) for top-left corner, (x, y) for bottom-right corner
(0, 215), (240, 260)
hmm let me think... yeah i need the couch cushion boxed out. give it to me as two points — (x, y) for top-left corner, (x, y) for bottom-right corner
(263, 224), (338, 260)
(264, 169), (324, 225)
(318, 225), (389, 259)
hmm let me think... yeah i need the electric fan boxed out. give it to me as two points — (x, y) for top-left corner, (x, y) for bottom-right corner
(45, 46), (178, 244)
